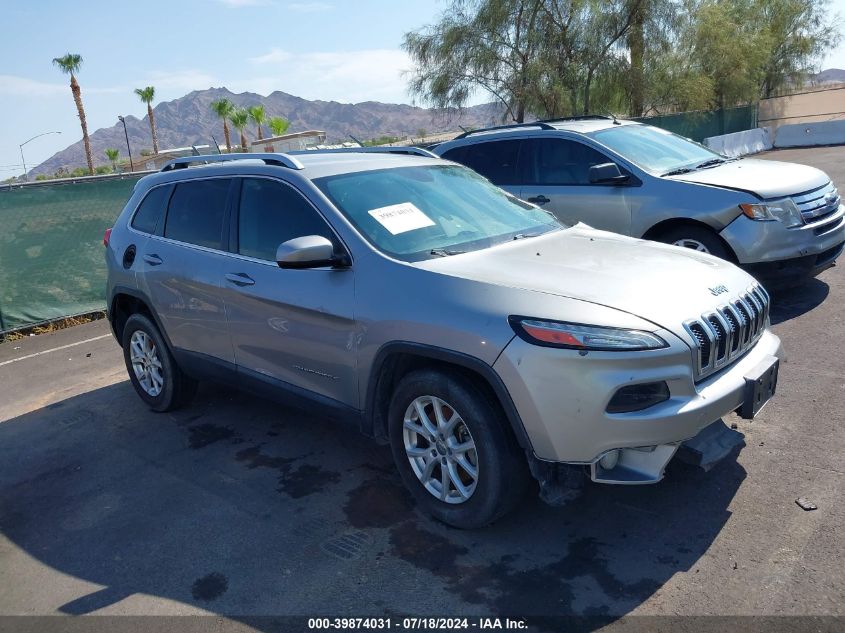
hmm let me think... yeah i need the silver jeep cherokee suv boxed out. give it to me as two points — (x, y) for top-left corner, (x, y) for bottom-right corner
(434, 117), (845, 286)
(106, 149), (783, 528)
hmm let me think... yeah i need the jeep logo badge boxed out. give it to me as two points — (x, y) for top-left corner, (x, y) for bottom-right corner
(709, 284), (729, 296)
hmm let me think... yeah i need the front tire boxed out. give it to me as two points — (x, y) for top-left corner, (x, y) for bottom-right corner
(657, 224), (732, 260)
(388, 369), (529, 528)
(122, 313), (197, 412)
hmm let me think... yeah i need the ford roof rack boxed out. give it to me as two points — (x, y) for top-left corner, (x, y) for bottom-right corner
(535, 115), (613, 124)
(452, 115), (613, 139)
(289, 146), (438, 158)
(160, 152), (304, 172)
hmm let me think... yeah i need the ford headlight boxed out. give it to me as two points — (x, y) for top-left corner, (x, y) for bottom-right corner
(508, 317), (667, 351)
(740, 199), (803, 228)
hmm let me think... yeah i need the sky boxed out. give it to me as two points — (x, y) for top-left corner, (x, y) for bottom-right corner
(2, 0), (845, 176)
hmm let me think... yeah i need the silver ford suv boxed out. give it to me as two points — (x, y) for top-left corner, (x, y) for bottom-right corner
(434, 117), (845, 286)
(106, 150), (783, 528)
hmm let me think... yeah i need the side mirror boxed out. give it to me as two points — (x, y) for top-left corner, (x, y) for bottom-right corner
(276, 235), (349, 269)
(589, 162), (630, 185)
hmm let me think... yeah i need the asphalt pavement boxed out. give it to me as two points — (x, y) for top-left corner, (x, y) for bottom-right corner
(0, 146), (843, 631)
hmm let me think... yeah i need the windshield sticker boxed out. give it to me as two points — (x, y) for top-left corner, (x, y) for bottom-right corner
(368, 202), (435, 235)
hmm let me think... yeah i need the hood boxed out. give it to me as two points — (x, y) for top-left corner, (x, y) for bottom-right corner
(669, 158), (829, 199)
(416, 225), (758, 332)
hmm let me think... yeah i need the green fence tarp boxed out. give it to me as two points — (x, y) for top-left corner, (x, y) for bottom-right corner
(633, 105), (758, 143)
(0, 174), (146, 333)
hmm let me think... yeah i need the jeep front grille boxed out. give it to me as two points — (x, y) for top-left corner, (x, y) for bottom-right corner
(684, 284), (770, 381)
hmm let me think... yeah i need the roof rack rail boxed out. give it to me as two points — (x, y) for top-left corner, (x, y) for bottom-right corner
(160, 153), (304, 172)
(535, 115), (613, 124)
(452, 115), (614, 139)
(453, 121), (556, 139)
(289, 146), (438, 158)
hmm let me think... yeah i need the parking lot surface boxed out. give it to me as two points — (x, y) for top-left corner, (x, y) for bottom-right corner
(0, 146), (843, 629)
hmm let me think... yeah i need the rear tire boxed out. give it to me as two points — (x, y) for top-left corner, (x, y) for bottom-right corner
(122, 313), (197, 412)
(656, 225), (732, 260)
(388, 369), (530, 529)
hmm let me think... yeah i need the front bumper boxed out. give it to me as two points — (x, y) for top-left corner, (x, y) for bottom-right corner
(720, 205), (845, 282)
(743, 242), (844, 287)
(493, 328), (783, 466)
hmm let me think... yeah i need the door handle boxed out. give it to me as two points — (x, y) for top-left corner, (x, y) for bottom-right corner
(143, 254), (163, 266)
(527, 195), (550, 205)
(225, 272), (255, 287)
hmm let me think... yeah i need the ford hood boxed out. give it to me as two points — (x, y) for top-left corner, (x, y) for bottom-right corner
(417, 225), (759, 332)
(669, 158), (829, 199)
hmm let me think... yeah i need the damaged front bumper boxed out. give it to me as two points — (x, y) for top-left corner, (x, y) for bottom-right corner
(529, 420), (746, 505)
(590, 419), (745, 485)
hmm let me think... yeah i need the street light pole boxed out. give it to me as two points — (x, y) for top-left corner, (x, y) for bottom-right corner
(118, 116), (134, 172)
(18, 131), (62, 182)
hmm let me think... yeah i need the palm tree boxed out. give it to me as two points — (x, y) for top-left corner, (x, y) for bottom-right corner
(268, 116), (290, 137)
(134, 86), (159, 154)
(248, 105), (266, 141)
(229, 108), (249, 152)
(210, 98), (234, 153)
(105, 148), (120, 172)
(52, 53), (93, 175)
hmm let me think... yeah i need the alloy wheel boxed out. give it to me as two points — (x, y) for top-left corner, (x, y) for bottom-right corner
(403, 395), (479, 504)
(129, 330), (164, 397)
(672, 238), (711, 253)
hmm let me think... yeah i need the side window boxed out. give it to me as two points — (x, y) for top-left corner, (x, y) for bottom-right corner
(164, 179), (230, 249)
(237, 178), (333, 261)
(131, 185), (171, 234)
(526, 138), (612, 185)
(440, 146), (466, 164)
(450, 140), (522, 186)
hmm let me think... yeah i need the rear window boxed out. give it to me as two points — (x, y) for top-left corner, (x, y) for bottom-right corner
(131, 185), (171, 234)
(164, 179), (231, 249)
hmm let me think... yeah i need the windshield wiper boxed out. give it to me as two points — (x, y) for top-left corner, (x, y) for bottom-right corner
(663, 157), (735, 177)
(662, 167), (696, 176)
(512, 233), (539, 240)
(430, 248), (465, 257)
(695, 158), (730, 169)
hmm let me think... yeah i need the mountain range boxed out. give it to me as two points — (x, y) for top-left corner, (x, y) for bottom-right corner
(811, 68), (845, 85)
(31, 88), (504, 176)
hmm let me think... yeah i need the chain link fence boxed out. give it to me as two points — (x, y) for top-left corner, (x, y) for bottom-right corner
(634, 105), (758, 142)
(0, 173), (148, 334)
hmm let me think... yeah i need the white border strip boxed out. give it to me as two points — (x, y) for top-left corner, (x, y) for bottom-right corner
(0, 334), (112, 367)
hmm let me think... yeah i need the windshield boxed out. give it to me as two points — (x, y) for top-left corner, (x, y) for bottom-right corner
(314, 164), (561, 261)
(591, 124), (725, 175)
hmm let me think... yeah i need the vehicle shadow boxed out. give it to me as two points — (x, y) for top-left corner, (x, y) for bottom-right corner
(0, 381), (745, 628)
(768, 278), (829, 325)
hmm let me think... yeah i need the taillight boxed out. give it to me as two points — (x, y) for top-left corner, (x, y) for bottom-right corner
(103, 227), (112, 247)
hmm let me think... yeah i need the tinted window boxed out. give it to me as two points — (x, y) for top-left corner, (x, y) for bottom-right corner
(238, 178), (333, 261)
(131, 185), (170, 234)
(440, 146), (466, 164)
(164, 179), (230, 249)
(449, 140), (522, 185)
(525, 138), (611, 185)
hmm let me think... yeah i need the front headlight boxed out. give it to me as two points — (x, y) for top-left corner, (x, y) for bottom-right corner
(508, 316), (667, 351)
(740, 199), (803, 228)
